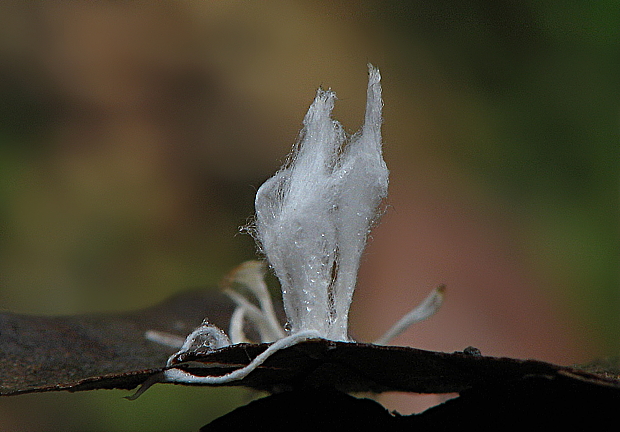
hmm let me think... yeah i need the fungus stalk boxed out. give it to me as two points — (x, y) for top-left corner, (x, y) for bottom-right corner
(253, 64), (387, 341)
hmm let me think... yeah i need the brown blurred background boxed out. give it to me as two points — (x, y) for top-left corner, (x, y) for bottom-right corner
(0, 1), (618, 430)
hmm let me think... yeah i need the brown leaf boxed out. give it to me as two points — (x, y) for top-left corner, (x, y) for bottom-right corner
(0, 289), (233, 395)
(1, 288), (618, 399)
(166, 339), (620, 394)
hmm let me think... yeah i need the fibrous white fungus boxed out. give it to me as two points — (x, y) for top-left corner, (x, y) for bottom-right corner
(253, 64), (387, 341)
(133, 65), (444, 394)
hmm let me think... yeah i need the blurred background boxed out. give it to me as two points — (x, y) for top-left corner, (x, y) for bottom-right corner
(0, 1), (617, 430)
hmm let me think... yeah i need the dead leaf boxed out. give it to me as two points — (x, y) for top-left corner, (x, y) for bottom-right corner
(1, 288), (618, 400)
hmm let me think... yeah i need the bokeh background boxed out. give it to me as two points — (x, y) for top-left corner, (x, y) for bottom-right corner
(0, 1), (618, 430)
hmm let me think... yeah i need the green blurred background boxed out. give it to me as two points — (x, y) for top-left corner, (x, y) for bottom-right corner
(0, 1), (617, 429)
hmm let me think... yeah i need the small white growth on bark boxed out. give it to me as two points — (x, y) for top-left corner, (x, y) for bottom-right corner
(132, 65), (444, 394)
(252, 64), (387, 341)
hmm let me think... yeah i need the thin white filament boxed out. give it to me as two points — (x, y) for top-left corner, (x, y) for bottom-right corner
(224, 288), (284, 342)
(163, 330), (321, 385)
(228, 306), (249, 344)
(144, 330), (186, 349)
(374, 285), (446, 346)
(225, 261), (285, 341)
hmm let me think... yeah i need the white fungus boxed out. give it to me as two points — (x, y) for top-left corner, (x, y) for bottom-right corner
(133, 65), (444, 393)
(253, 64), (388, 341)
